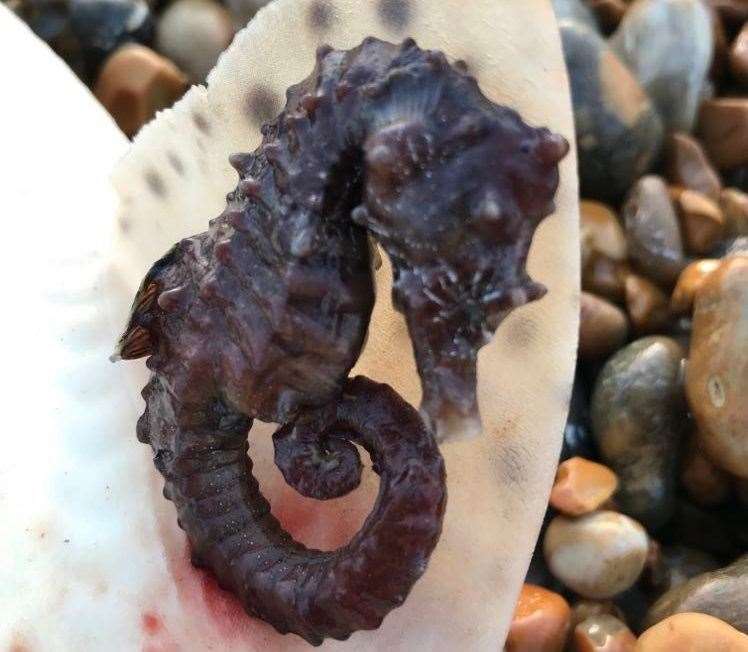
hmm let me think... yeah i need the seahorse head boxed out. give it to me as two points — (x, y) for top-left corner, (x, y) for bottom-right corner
(352, 52), (569, 439)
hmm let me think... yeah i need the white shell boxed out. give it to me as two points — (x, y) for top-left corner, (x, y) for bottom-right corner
(0, 1), (579, 649)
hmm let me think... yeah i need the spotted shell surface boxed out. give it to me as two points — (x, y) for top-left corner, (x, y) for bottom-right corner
(0, 1), (579, 650)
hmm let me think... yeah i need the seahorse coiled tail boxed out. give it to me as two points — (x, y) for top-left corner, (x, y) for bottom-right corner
(115, 37), (568, 644)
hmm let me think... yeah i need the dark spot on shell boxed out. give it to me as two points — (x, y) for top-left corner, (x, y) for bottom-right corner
(245, 86), (281, 127)
(377, 0), (413, 31)
(145, 170), (167, 198)
(167, 151), (185, 175)
(308, 0), (334, 31)
(192, 112), (211, 134)
(504, 315), (539, 350)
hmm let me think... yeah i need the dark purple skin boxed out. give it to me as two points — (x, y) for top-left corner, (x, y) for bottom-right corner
(115, 37), (567, 645)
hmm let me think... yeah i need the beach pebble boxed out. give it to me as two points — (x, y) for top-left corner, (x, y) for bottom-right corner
(544, 511), (649, 600)
(561, 374), (598, 462)
(610, 0), (713, 133)
(94, 44), (188, 137)
(624, 274), (671, 334)
(155, 0), (234, 82)
(550, 457), (619, 516)
(720, 187), (748, 237)
(581, 200), (628, 265)
(680, 436), (731, 507)
(665, 133), (722, 202)
(506, 584), (571, 652)
(572, 601), (629, 629)
(622, 176), (686, 287)
(591, 337), (686, 529)
(579, 293), (630, 360)
(559, 21), (663, 201)
(686, 256), (748, 478)
(645, 556), (748, 633)
(586, 0), (629, 32)
(574, 614), (637, 651)
(666, 500), (744, 558)
(637, 612), (748, 651)
(583, 256), (630, 303)
(670, 260), (721, 315)
(675, 189), (726, 255)
(729, 22), (748, 87)
(698, 98), (748, 170)
(660, 546), (719, 589)
(69, 0), (154, 76)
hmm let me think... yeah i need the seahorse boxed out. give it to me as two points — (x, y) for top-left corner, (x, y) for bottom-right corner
(114, 37), (568, 646)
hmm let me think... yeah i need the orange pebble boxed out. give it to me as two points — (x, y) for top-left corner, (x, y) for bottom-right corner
(506, 584), (571, 652)
(636, 613), (748, 651)
(550, 457), (619, 517)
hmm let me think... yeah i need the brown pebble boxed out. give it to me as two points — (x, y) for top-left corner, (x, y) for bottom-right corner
(506, 584), (571, 652)
(676, 189), (726, 255)
(579, 293), (630, 360)
(680, 435), (731, 507)
(720, 187), (748, 237)
(550, 457), (619, 516)
(670, 260), (721, 315)
(637, 612), (748, 651)
(729, 23), (748, 87)
(574, 614), (637, 652)
(698, 98), (748, 170)
(665, 133), (722, 202)
(622, 176), (687, 287)
(94, 44), (188, 138)
(583, 255), (631, 303)
(625, 274), (671, 334)
(586, 0), (628, 32)
(581, 200), (628, 265)
(571, 601), (627, 630)
(686, 256), (748, 478)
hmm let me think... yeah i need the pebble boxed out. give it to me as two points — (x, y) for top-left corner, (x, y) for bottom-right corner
(94, 44), (188, 137)
(610, 0), (713, 133)
(698, 98), (748, 170)
(553, 0), (600, 30)
(69, 0), (154, 77)
(574, 614), (637, 651)
(720, 188), (748, 238)
(637, 612), (748, 651)
(670, 259), (721, 315)
(710, 0), (748, 30)
(665, 133), (722, 202)
(591, 337), (686, 529)
(583, 256), (630, 303)
(666, 500), (744, 558)
(155, 0), (235, 83)
(586, 0), (629, 32)
(729, 22), (748, 87)
(550, 456), (619, 516)
(225, 0), (272, 27)
(581, 200), (628, 265)
(680, 435), (731, 507)
(622, 176), (687, 287)
(624, 274), (671, 334)
(506, 584), (571, 652)
(579, 293), (630, 360)
(544, 511), (649, 600)
(675, 189), (726, 255)
(559, 21), (663, 202)
(572, 601), (628, 629)
(660, 546), (719, 589)
(686, 256), (748, 478)
(645, 555), (748, 633)
(561, 374), (598, 462)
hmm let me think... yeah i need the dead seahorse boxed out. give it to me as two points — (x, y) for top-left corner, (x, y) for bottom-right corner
(113, 37), (568, 646)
